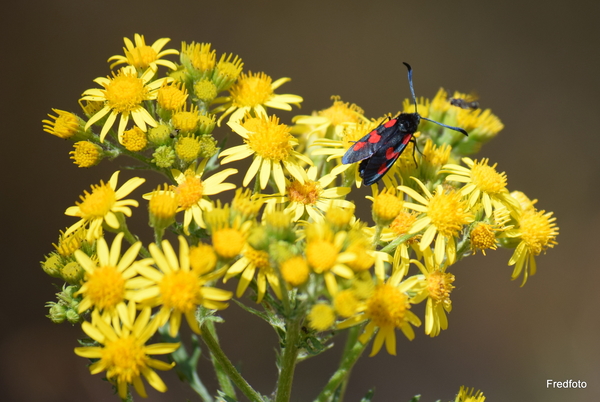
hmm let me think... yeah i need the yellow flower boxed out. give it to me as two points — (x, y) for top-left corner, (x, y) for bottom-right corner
(366, 186), (405, 226)
(81, 65), (171, 142)
(42, 109), (88, 140)
(108, 34), (178, 70)
(442, 157), (519, 218)
(213, 71), (303, 124)
(146, 160), (237, 234)
(224, 245), (282, 303)
(398, 177), (474, 266)
(337, 276), (422, 356)
(134, 236), (232, 336)
(506, 203), (559, 286)
(74, 233), (147, 325)
(156, 81), (188, 111)
(74, 303), (180, 399)
(410, 248), (455, 337)
(308, 303), (336, 331)
(65, 171), (145, 241)
(454, 386), (486, 402)
(70, 141), (103, 168)
(221, 114), (312, 193)
(265, 166), (352, 222)
(121, 126), (148, 152)
(293, 96), (366, 139)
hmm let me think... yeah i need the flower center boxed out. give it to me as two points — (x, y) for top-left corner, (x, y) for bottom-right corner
(470, 223), (497, 253)
(102, 335), (146, 383)
(85, 265), (125, 310)
(71, 141), (102, 168)
(172, 106), (200, 133)
(280, 256), (309, 286)
(319, 97), (363, 125)
(245, 247), (271, 270)
(427, 190), (472, 238)
(159, 270), (201, 313)
(470, 159), (507, 194)
(426, 271), (455, 304)
(78, 182), (117, 218)
(390, 211), (418, 236)
(373, 191), (404, 222)
(334, 289), (360, 318)
(127, 45), (158, 69)
(174, 175), (204, 210)
(519, 209), (559, 256)
(287, 179), (321, 205)
(230, 71), (273, 107)
(157, 82), (188, 111)
(243, 116), (293, 162)
(121, 126), (148, 152)
(366, 284), (409, 329)
(212, 228), (245, 259)
(175, 135), (201, 162)
(306, 239), (338, 273)
(104, 70), (148, 113)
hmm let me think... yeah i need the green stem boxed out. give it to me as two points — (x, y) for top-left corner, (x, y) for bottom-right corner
(200, 323), (264, 402)
(314, 325), (371, 402)
(275, 316), (303, 402)
(335, 326), (361, 401)
(204, 321), (236, 399)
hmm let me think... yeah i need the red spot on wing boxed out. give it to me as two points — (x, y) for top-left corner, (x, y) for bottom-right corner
(377, 162), (388, 175)
(401, 133), (412, 145)
(384, 119), (397, 128)
(385, 147), (399, 160)
(367, 131), (381, 143)
(353, 142), (367, 151)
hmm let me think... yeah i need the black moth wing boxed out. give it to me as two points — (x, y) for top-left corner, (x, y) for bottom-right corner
(341, 118), (403, 164)
(358, 131), (413, 186)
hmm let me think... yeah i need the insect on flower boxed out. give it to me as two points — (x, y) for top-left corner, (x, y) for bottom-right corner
(449, 96), (480, 110)
(342, 63), (468, 185)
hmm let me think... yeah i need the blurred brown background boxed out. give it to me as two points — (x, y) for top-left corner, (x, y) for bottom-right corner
(1, 0), (598, 401)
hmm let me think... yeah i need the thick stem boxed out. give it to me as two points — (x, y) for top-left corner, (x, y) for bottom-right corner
(275, 316), (303, 402)
(204, 321), (236, 399)
(200, 324), (265, 402)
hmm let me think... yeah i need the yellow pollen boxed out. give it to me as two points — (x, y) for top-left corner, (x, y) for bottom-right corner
(390, 211), (418, 236)
(306, 239), (338, 273)
(243, 115), (293, 161)
(157, 82), (188, 111)
(470, 223), (498, 255)
(71, 141), (102, 168)
(78, 182), (116, 218)
(126, 45), (158, 69)
(373, 190), (404, 223)
(426, 271), (455, 304)
(160, 270), (200, 312)
(104, 69), (148, 113)
(175, 135), (201, 162)
(189, 243), (217, 275)
(287, 179), (321, 205)
(183, 42), (216, 72)
(427, 190), (472, 238)
(307, 304), (335, 331)
(194, 79), (218, 102)
(172, 105), (200, 133)
(213, 228), (245, 259)
(280, 256), (309, 286)
(470, 159), (507, 194)
(245, 247), (271, 270)
(174, 175), (204, 210)
(85, 265), (125, 310)
(319, 96), (364, 125)
(43, 109), (80, 139)
(422, 139), (451, 167)
(230, 71), (273, 107)
(334, 290), (359, 318)
(121, 126), (148, 152)
(366, 284), (409, 329)
(102, 336), (146, 383)
(519, 209), (559, 256)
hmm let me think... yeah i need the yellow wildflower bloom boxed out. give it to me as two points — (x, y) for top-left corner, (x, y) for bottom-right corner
(134, 236), (232, 336)
(454, 386), (486, 402)
(108, 34), (178, 70)
(74, 233), (147, 326)
(65, 171), (145, 241)
(214, 71), (303, 124)
(221, 114), (312, 193)
(42, 109), (88, 140)
(398, 177), (474, 265)
(70, 141), (103, 168)
(293, 96), (366, 139)
(337, 275), (422, 356)
(81, 65), (171, 142)
(74, 303), (179, 399)
(308, 303), (336, 331)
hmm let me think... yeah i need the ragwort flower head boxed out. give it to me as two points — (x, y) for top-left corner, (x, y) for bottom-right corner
(73, 233), (146, 326)
(74, 303), (180, 399)
(399, 177), (474, 266)
(108, 34), (179, 71)
(81, 65), (171, 142)
(134, 236), (232, 336)
(65, 171), (145, 241)
(221, 114), (312, 193)
(293, 96), (366, 139)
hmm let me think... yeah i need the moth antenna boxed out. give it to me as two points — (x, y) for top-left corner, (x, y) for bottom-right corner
(421, 117), (468, 136)
(402, 62), (418, 114)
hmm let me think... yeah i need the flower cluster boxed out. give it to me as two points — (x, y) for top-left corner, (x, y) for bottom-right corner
(41, 34), (557, 401)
